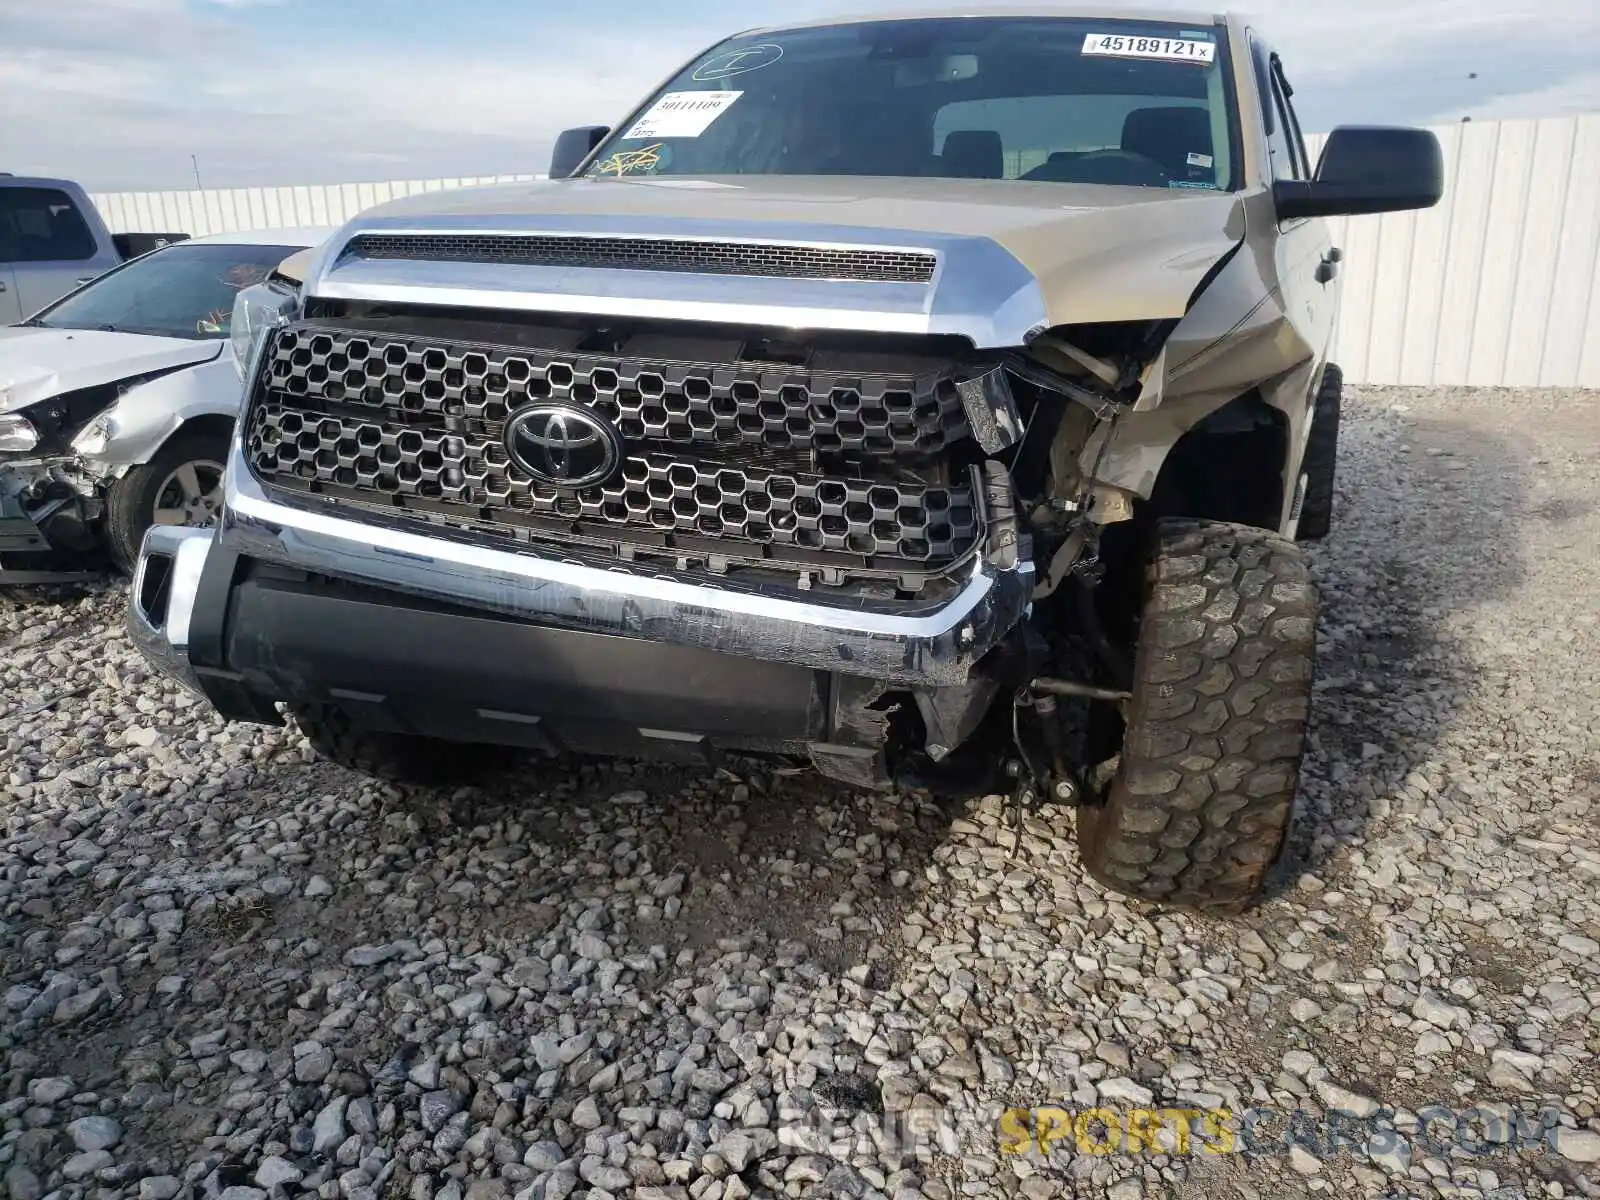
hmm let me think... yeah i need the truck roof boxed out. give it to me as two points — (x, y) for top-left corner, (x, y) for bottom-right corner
(0, 175), (94, 191)
(740, 6), (1230, 35)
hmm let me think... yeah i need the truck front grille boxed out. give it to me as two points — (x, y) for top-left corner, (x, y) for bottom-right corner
(244, 323), (983, 588)
(247, 406), (977, 562)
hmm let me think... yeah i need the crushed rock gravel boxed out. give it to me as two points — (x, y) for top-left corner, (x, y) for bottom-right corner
(3, 385), (1598, 1200)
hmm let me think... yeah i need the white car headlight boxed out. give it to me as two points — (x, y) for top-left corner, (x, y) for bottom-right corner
(0, 413), (39, 453)
(230, 280), (299, 380)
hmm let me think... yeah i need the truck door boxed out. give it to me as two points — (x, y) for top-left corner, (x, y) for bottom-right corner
(1248, 40), (1335, 362)
(1262, 52), (1336, 362)
(0, 186), (105, 317)
(0, 202), (20, 323)
(0, 264), (20, 325)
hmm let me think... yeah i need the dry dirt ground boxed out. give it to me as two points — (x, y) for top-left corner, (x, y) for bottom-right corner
(2, 384), (1598, 1200)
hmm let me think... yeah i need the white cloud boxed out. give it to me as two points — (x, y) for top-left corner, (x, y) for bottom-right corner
(1, 0), (1595, 190)
(0, 0), (735, 187)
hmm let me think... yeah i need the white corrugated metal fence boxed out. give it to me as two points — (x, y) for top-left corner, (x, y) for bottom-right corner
(91, 114), (1600, 388)
(1309, 114), (1599, 389)
(90, 175), (542, 241)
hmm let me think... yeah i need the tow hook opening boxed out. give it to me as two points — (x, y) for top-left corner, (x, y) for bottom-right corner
(137, 553), (175, 630)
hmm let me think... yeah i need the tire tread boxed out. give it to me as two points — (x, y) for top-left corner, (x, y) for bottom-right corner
(1079, 518), (1317, 912)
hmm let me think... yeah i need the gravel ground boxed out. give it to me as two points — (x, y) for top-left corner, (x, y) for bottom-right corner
(2, 384), (1598, 1200)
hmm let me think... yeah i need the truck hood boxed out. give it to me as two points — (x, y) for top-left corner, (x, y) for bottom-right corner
(0, 326), (221, 414)
(316, 176), (1247, 346)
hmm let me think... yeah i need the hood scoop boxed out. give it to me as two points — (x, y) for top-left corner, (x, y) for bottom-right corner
(341, 233), (938, 285)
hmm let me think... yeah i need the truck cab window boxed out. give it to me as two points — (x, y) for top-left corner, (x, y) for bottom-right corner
(0, 188), (97, 263)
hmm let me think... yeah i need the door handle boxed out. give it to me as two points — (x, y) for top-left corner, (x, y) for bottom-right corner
(0, 280), (7, 292)
(1315, 249), (1342, 284)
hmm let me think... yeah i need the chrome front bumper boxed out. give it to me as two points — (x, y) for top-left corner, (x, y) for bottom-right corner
(127, 523), (213, 695)
(128, 445), (1034, 692)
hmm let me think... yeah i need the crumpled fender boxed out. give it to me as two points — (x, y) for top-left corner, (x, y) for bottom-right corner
(1003, 191), (1247, 328)
(1081, 191), (1326, 523)
(78, 354), (244, 475)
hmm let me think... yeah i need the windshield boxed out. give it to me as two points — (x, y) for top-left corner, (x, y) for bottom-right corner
(28, 241), (302, 340)
(587, 17), (1236, 189)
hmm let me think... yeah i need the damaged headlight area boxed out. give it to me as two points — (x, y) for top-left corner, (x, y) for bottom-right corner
(948, 319), (1180, 602)
(952, 319), (1175, 457)
(954, 318), (1177, 454)
(5, 365), (194, 465)
(0, 383), (125, 460)
(0, 388), (124, 573)
(0, 414), (39, 454)
(231, 279), (300, 380)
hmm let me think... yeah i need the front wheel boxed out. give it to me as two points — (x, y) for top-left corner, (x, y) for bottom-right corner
(1077, 519), (1317, 912)
(105, 428), (230, 574)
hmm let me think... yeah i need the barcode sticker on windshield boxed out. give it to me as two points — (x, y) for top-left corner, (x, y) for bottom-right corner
(1082, 33), (1215, 64)
(623, 91), (743, 140)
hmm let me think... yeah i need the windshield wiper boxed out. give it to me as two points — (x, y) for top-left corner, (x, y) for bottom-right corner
(21, 320), (175, 336)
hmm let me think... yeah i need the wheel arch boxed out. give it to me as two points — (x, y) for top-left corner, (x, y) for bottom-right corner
(1085, 355), (1327, 537)
(1145, 387), (1290, 531)
(1089, 388), (1294, 648)
(78, 358), (240, 474)
(166, 411), (235, 449)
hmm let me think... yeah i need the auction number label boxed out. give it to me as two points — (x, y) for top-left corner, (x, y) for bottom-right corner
(1082, 33), (1216, 64)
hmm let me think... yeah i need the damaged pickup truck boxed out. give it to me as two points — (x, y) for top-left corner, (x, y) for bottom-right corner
(1, 229), (325, 582)
(129, 9), (1442, 909)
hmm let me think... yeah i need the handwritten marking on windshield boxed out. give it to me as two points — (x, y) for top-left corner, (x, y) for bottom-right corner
(593, 145), (665, 176)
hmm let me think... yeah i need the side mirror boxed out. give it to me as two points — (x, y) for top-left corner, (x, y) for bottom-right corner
(549, 126), (610, 179)
(1274, 126), (1444, 219)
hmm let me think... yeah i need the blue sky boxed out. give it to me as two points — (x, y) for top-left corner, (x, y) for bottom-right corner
(2, 0), (1596, 190)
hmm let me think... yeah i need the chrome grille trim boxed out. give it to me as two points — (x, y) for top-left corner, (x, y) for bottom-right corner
(342, 233), (938, 284)
(218, 445), (1036, 688)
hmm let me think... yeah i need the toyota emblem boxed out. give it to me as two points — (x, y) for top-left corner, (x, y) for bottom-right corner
(504, 402), (624, 489)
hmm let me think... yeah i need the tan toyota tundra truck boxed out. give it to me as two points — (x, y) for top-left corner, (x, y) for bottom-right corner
(129, 8), (1442, 910)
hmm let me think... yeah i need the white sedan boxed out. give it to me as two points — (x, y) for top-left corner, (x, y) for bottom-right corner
(0, 227), (328, 582)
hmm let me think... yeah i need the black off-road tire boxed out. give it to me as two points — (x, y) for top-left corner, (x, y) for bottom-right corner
(1296, 364), (1342, 541)
(292, 704), (514, 787)
(105, 428), (230, 574)
(1077, 519), (1317, 912)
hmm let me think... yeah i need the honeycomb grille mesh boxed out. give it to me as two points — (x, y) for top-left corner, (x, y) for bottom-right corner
(247, 325), (982, 578)
(343, 233), (938, 284)
(264, 327), (967, 456)
(245, 405), (978, 562)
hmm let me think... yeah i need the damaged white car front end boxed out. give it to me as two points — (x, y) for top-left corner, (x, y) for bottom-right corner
(0, 231), (326, 583)
(0, 332), (222, 580)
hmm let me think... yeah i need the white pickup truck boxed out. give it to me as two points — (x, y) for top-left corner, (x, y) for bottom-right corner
(0, 174), (185, 323)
